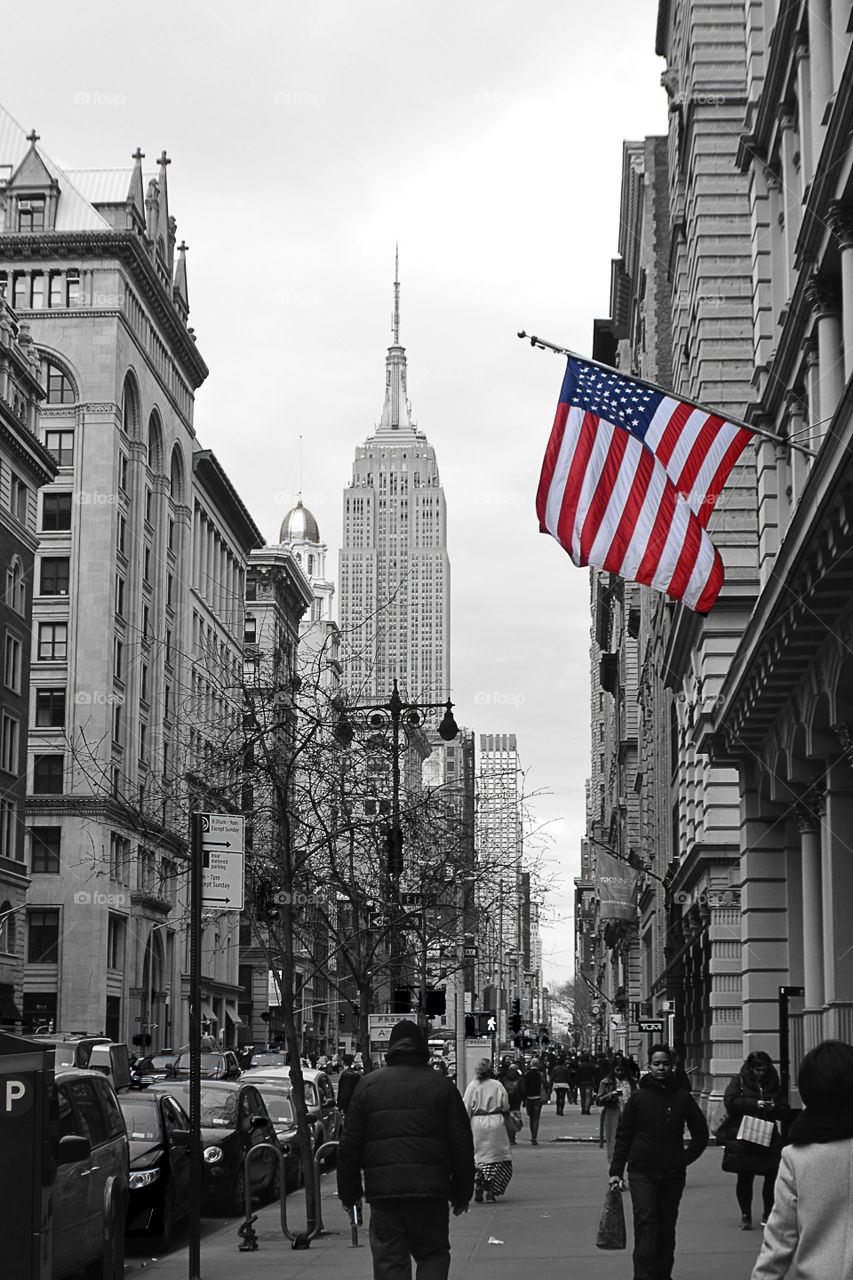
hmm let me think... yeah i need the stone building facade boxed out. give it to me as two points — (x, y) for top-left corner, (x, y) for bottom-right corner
(0, 110), (261, 1047)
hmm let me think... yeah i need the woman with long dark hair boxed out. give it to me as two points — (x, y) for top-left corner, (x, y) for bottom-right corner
(751, 1039), (853, 1279)
(722, 1050), (788, 1229)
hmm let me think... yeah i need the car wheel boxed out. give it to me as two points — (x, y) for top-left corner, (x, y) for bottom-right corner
(101, 1195), (126, 1280)
(152, 1181), (175, 1253)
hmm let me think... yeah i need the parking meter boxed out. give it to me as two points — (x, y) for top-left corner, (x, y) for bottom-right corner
(0, 1031), (55, 1280)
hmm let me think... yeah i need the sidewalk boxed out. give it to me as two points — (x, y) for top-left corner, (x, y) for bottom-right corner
(130, 1101), (767, 1279)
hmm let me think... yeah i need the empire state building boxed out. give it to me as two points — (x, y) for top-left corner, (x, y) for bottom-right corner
(340, 266), (450, 704)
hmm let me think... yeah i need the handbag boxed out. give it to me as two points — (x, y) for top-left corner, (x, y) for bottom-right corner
(505, 1109), (523, 1134)
(596, 1186), (627, 1250)
(736, 1114), (776, 1146)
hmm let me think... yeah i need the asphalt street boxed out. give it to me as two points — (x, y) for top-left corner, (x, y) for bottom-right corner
(128, 1100), (768, 1279)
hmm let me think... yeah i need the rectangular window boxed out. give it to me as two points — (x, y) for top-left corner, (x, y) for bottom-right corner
(9, 474), (28, 522)
(33, 754), (63, 794)
(168, 519), (175, 552)
(142, 605), (150, 640)
(27, 909), (59, 963)
(145, 489), (153, 524)
(107, 915), (126, 970)
(40, 557), (70, 595)
(18, 198), (45, 232)
(65, 271), (80, 307)
(113, 704), (121, 744)
(116, 515), (126, 556)
(166, 574), (173, 609)
(0, 798), (17, 860)
(31, 827), (60, 874)
(115, 577), (124, 617)
(35, 689), (65, 728)
(48, 271), (63, 308)
(0, 714), (19, 774)
(109, 833), (130, 882)
(139, 723), (147, 761)
(38, 623), (67, 661)
(165, 629), (172, 664)
(41, 491), (72, 531)
(140, 663), (148, 703)
(12, 272), (27, 309)
(164, 685), (171, 720)
(143, 547), (151, 583)
(44, 431), (74, 467)
(29, 272), (44, 308)
(4, 635), (21, 692)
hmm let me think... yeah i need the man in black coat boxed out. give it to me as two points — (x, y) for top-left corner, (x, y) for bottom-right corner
(608, 1043), (708, 1280)
(336, 1052), (361, 1118)
(337, 1019), (474, 1279)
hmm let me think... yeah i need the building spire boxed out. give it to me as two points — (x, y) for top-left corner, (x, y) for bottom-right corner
(392, 243), (400, 345)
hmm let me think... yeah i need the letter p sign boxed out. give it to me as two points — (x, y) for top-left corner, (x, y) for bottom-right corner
(4, 1078), (31, 1116)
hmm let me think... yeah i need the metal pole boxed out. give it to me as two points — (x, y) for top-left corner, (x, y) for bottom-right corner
(495, 882), (503, 1066)
(188, 813), (203, 1280)
(778, 985), (804, 1104)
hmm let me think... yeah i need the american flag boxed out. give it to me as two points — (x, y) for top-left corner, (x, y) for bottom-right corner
(535, 357), (753, 613)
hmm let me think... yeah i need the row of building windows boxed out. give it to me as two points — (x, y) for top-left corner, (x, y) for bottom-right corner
(0, 269), (80, 312)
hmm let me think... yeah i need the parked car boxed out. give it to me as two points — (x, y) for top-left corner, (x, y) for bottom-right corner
(252, 1083), (310, 1191)
(150, 1080), (279, 1213)
(119, 1090), (191, 1249)
(51, 1067), (130, 1280)
(129, 1052), (179, 1086)
(249, 1050), (310, 1070)
(241, 1066), (342, 1155)
(171, 1050), (241, 1080)
(33, 1033), (131, 1092)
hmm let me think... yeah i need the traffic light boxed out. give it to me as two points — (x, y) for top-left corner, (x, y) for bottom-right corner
(339, 1010), (346, 1025)
(393, 987), (413, 1013)
(424, 990), (446, 1017)
(386, 827), (404, 877)
(510, 997), (522, 1034)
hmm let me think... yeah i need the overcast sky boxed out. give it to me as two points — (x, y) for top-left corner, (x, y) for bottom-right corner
(4, 0), (669, 989)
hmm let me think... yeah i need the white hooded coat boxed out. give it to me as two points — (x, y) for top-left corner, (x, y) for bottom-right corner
(462, 1077), (512, 1164)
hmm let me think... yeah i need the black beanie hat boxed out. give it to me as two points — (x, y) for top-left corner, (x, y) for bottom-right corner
(388, 1019), (427, 1051)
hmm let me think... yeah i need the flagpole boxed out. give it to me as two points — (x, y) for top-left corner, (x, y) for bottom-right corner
(518, 330), (817, 458)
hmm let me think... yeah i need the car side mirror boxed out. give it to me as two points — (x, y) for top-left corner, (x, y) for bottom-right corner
(171, 1129), (191, 1147)
(58, 1134), (91, 1165)
(250, 1114), (268, 1129)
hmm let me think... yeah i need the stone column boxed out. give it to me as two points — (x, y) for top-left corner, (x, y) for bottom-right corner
(823, 741), (853, 1037)
(807, 0), (834, 168)
(831, 0), (849, 93)
(785, 390), (809, 510)
(804, 281), (844, 441)
(796, 800), (824, 1009)
(778, 111), (801, 285)
(828, 202), (853, 383)
(794, 40), (813, 190)
(738, 766), (790, 1044)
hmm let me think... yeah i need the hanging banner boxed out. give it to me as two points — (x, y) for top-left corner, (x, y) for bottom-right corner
(596, 848), (638, 921)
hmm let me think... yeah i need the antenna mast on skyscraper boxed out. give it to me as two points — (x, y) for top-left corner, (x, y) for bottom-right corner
(392, 243), (400, 345)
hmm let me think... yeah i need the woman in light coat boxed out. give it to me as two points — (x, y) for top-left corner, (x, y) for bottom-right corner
(462, 1058), (513, 1202)
(751, 1039), (853, 1279)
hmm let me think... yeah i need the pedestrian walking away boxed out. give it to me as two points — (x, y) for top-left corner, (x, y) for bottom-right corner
(721, 1050), (788, 1229)
(751, 1039), (853, 1280)
(336, 1019), (474, 1280)
(596, 1056), (637, 1162)
(574, 1050), (597, 1114)
(523, 1056), (545, 1144)
(336, 1052), (361, 1119)
(462, 1057), (513, 1203)
(551, 1055), (571, 1116)
(608, 1042), (709, 1280)
(498, 1058), (524, 1144)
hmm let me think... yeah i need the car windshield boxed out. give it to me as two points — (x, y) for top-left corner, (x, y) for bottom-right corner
(174, 1054), (222, 1073)
(197, 1088), (239, 1127)
(248, 1075), (317, 1107)
(148, 1055), (177, 1071)
(251, 1053), (287, 1068)
(259, 1092), (295, 1125)
(120, 1098), (162, 1143)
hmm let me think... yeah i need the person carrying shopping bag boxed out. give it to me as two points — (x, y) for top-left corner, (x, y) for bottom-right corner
(721, 1050), (788, 1229)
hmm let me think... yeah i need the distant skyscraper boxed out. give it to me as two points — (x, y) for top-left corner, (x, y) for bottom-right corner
(340, 258), (450, 703)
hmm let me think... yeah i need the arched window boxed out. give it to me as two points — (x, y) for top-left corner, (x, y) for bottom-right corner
(41, 360), (76, 405)
(147, 412), (164, 473)
(307, 554), (314, 575)
(0, 901), (14, 954)
(6, 558), (26, 615)
(170, 445), (184, 502)
(121, 374), (140, 439)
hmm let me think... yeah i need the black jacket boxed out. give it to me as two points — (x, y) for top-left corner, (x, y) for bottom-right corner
(336, 1038), (474, 1207)
(337, 1067), (361, 1113)
(723, 1065), (788, 1125)
(609, 1074), (708, 1178)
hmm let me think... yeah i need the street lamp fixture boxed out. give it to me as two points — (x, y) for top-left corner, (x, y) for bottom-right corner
(334, 679), (459, 877)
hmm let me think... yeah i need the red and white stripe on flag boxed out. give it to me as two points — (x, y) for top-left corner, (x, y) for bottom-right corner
(535, 372), (753, 614)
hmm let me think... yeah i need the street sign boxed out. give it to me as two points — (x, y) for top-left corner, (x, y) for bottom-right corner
(199, 812), (245, 910)
(636, 1018), (665, 1034)
(368, 1013), (411, 1060)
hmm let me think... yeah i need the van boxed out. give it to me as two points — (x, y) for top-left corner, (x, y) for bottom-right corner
(34, 1035), (131, 1092)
